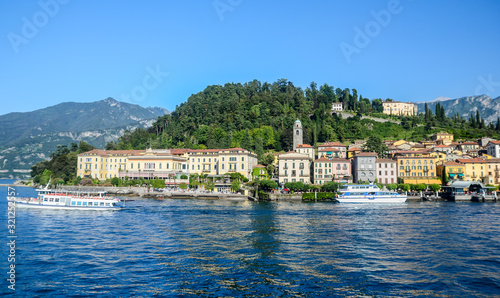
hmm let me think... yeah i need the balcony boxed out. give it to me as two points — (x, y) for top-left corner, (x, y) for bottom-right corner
(300, 174), (309, 177)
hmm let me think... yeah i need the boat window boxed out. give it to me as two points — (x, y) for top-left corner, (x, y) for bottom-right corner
(100, 202), (104, 206)
(71, 201), (76, 205)
(105, 203), (110, 206)
(55, 198), (59, 202)
(83, 202), (87, 206)
(77, 201), (82, 205)
(49, 198), (54, 202)
(44, 198), (48, 202)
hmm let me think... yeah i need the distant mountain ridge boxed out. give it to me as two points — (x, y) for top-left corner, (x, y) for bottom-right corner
(0, 98), (168, 178)
(415, 95), (500, 123)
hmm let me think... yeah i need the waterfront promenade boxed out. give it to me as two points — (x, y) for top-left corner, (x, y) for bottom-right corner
(56, 185), (249, 200)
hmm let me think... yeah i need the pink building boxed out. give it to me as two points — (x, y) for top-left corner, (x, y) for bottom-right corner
(314, 157), (352, 185)
(375, 158), (397, 184)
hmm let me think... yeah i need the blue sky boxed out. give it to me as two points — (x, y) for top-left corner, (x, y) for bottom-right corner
(1, 0), (499, 115)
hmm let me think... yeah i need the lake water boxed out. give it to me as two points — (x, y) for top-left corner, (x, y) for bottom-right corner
(1, 185), (499, 297)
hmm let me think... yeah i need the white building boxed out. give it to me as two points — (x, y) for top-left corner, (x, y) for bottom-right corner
(487, 140), (500, 158)
(331, 102), (343, 111)
(278, 152), (311, 184)
(296, 144), (315, 160)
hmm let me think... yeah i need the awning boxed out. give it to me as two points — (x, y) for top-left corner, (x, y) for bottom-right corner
(457, 173), (464, 177)
(449, 173), (456, 177)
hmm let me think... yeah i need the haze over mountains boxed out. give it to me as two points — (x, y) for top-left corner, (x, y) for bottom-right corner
(0, 98), (168, 178)
(1, 92), (499, 179)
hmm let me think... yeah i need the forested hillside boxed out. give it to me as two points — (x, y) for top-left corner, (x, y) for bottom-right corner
(107, 79), (500, 157)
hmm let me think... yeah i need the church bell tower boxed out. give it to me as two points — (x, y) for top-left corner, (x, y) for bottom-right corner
(293, 119), (303, 151)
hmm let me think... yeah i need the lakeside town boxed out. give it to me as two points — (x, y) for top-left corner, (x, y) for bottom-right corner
(71, 101), (500, 201)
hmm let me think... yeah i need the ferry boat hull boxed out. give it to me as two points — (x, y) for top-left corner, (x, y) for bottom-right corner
(14, 200), (122, 211)
(336, 196), (407, 203)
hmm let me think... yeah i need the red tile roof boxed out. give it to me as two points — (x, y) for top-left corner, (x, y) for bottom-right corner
(318, 142), (346, 147)
(355, 152), (378, 157)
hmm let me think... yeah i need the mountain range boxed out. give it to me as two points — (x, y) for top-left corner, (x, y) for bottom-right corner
(0, 98), (168, 178)
(415, 95), (500, 123)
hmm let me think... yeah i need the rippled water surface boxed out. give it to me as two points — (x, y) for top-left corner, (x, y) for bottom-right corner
(1, 186), (499, 297)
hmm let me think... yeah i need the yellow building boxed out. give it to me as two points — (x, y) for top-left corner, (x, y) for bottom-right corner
(431, 132), (453, 145)
(218, 148), (258, 178)
(395, 152), (441, 184)
(456, 158), (500, 185)
(483, 159), (500, 185)
(126, 149), (188, 179)
(436, 161), (466, 183)
(382, 101), (417, 116)
(456, 158), (486, 183)
(77, 149), (142, 180)
(78, 147), (258, 181)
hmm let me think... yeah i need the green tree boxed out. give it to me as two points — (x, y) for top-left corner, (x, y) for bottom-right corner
(398, 183), (411, 192)
(179, 182), (188, 190)
(151, 178), (166, 189)
(231, 180), (241, 192)
(415, 183), (427, 192)
(254, 136), (264, 159)
(259, 179), (278, 192)
(205, 180), (215, 191)
(363, 136), (388, 157)
(321, 181), (340, 192)
(428, 184), (441, 192)
(386, 183), (398, 191)
(111, 177), (121, 186)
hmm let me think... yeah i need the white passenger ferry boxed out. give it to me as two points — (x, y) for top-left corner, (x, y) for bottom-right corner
(337, 184), (407, 203)
(10, 188), (123, 210)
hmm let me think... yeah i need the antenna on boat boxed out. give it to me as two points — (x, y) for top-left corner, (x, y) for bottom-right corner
(45, 178), (51, 190)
